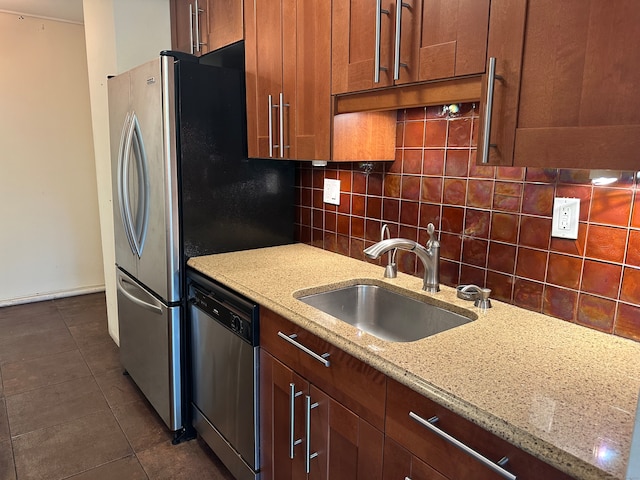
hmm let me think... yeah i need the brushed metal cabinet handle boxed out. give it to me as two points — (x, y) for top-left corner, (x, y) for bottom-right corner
(289, 383), (303, 459)
(277, 332), (330, 367)
(305, 395), (319, 474)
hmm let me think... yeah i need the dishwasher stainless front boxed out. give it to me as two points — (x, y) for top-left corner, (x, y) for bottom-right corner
(187, 270), (259, 480)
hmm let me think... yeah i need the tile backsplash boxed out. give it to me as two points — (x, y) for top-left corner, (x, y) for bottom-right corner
(294, 103), (640, 342)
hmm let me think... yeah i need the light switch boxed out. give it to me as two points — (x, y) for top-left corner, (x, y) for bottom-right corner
(551, 197), (580, 239)
(323, 179), (340, 205)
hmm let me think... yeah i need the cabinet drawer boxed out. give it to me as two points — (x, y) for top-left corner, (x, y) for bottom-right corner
(260, 307), (386, 430)
(386, 379), (572, 480)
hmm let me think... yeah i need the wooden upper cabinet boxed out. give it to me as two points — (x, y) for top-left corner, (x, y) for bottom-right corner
(244, 0), (332, 160)
(478, 0), (640, 170)
(169, 0), (209, 56)
(332, 0), (489, 95)
(207, 0), (243, 52)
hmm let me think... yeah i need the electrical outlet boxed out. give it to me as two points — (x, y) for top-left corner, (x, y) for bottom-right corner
(551, 197), (580, 239)
(323, 179), (340, 205)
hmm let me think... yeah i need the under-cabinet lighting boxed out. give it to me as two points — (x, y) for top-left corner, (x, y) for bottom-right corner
(589, 170), (621, 186)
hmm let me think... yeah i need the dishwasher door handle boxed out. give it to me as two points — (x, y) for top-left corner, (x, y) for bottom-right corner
(277, 332), (330, 367)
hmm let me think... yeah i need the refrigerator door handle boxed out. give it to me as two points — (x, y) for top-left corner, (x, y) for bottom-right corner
(117, 272), (163, 315)
(117, 112), (136, 254)
(120, 112), (150, 258)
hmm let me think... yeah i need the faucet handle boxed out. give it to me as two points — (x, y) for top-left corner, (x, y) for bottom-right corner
(426, 223), (440, 248)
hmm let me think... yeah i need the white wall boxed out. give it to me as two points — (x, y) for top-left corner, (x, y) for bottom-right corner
(0, 12), (104, 305)
(83, 0), (170, 342)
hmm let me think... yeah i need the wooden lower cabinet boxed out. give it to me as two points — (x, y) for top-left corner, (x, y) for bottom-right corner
(260, 350), (384, 480)
(383, 438), (447, 480)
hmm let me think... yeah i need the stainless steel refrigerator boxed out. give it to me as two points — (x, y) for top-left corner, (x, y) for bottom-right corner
(108, 46), (293, 440)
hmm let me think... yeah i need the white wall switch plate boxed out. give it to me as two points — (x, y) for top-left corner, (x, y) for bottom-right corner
(323, 178), (341, 205)
(551, 197), (580, 239)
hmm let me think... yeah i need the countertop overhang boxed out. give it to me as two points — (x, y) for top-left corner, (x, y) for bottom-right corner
(188, 243), (640, 480)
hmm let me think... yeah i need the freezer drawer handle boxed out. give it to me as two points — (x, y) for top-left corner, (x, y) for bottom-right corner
(277, 332), (330, 367)
(117, 275), (163, 315)
(409, 411), (517, 480)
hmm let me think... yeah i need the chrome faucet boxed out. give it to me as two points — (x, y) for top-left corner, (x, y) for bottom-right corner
(380, 224), (397, 279)
(364, 223), (440, 293)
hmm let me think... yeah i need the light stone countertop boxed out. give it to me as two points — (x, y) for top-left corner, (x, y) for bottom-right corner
(188, 243), (640, 480)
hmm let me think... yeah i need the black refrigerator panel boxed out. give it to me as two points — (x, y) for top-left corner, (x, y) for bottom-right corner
(176, 58), (295, 259)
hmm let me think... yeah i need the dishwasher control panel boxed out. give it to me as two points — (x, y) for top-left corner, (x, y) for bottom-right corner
(188, 271), (258, 346)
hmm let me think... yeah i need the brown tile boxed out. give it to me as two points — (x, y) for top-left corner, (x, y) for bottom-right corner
(0, 312), (67, 341)
(0, 440), (15, 480)
(621, 267), (640, 304)
(351, 217), (365, 238)
(425, 120), (447, 147)
(312, 208), (323, 229)
(421, 177), (443, 203)
(137, 437), (234, 480)
(382, 199), (400, 223)
(496, 167), (524, 181)
(338, 169), (352, 191)
(352, 195), (366, 216)
(366, 197), (382, 219)
(585, 225), (627, 263)
(406, 106), (426, 121)
(403, 149), (423, 174)
(441, 206), (464, 234)
(384, 174), (401, 198)
(0, 399), (8, 444)
(12, 410), (131, 480)
(615, 303), (640, 341)
(401, 176), (421, 201)
(349, 238), (366, 261)
(464, 209), (490, 239)
(54, 293), (106, 318)
(487, 242), (516, 274)
(388, 153), (402, 173)
(467, 179), (493, 208)
(337, 214), (350, 236)
(632, 192), (640, 228)
(337, 193), (351, 214)
(443, 178), (467, 205)
(399, 201), (419, 226)
(1, 350), (91, 396)
(490, 213), (519, 243)
(486, 271), (513, 302)
(403, 121), (425, 147)
(420, 203), (441, 229)
(576, 294), (615, 333)
(522, 184), (554, 216)
(627, 230), (640, 267)
(444, 150), (470, 177)
(493, 182), (522, 212)
(66, 456), (147, 480)
(550, 222), (587, 256)
(494, 181), (522, 197)
(352, 173), (367, 194)
(5, 377), (108, 436)
(69, 319), (113, 348)
(581, 260), (622, 299)
(298, 167), (313, 188)
(336, 234), (350, 256)
(558, 169), (591, 184)
(439, 259), (461, 286)
(312, 169), (324, 189)
(423, 149), (445, 175)
(513, 278), (544, 311)
(312, 189), (323, 209)
(555, 184), (592, 222)
(459, 264), (486, 287)
(368, 173), (383, 196)
(112, 399), (173, 453)
(426, 105), (446, 119)
(0, 300), (59, 321)
(365, 219), (382, 242)
(515, 248), (547, 282)
(468, 157), (495, 179)
(519, 216), (551, 249)
(439, 232), (462, 261)
(447, 118), (472, 147)
(543, 286), (577, 322)
(0, 327), (77, 366)
(399, 225), (418, 242)
(589, 187), (633, 226)
(525, 168), (557, 183)
(462, 238), (488, 267)
(397, 250), (418, 275)
(546, 254), (582, 290)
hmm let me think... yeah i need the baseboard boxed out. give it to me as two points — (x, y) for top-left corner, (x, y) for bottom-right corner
(0, 285), (106, 307)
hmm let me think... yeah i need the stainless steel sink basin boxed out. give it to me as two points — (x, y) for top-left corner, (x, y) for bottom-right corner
(297, 284), (475, 342)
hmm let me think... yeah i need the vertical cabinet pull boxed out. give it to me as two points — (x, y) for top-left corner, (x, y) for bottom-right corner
(268, 95), (275, 157)
(305, 395), (319, 474)
(481, 57), (503, 164)
(393, 0), (410, 80)
(188, 4), (195, 54)
(277, 332), (331, 367)
(289, 383), (303, 459)
(409, 411), (517, 480)
(279, 92), (289, 158)
(374, 0), (390, 83)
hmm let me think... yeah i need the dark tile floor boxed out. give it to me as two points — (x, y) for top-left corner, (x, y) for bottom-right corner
(0, 293), (235, 480)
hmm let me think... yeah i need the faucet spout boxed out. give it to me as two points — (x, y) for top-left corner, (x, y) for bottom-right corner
(364, 223), (440, 293)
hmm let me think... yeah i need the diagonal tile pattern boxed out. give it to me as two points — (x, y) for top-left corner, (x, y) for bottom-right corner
(0, 293), (234, 480)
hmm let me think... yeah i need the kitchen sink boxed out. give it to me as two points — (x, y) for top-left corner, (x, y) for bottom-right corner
(297, 283), (476, 342)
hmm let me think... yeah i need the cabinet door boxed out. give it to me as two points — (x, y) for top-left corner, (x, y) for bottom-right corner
(418, 0), (489, 81)
(260, 350), (308, 480)
(207, 0), (243, 52)
(478, 0), (640, 169)
(170, 0), (209, 55)
(383, 438), (448, 480)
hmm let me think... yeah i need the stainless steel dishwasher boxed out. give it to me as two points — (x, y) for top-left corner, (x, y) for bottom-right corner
(187, 270), (259, 480)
